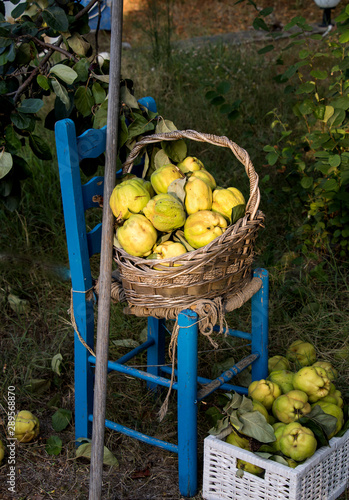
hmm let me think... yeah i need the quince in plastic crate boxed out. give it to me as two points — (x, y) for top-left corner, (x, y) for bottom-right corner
(203, 430), (349, 500)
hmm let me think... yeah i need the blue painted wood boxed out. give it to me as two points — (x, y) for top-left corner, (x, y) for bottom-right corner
(177, 310), (198, 498)
(146, 316), (166, 391)
(251, 268), (269, 381)
(81, 176), (104, 209)
(77, 126), (107, 160)
(55, 118), (94, 440)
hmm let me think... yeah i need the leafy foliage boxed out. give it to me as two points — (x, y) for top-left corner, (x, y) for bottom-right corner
(262, 11), (349, 256)
(0, 0), (161, 210)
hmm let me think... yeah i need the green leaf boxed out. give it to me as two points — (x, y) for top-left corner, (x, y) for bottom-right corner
(323, 179), (338, 192)
(52, 409), (72, 432)
(154, 149), (171, 170)
(258, 44), (274, 54)
(73, 59), (90, 83)
(92, 82), (106, 105)
(208, 416), (231, 436)
(310, 70), (328, 80)
(5, 125), (21, 153)
(216, 81), (231, 95)
(67, 33), (90, 57)
(299, 49), (309, 59)
(232, 204), (246, 224)
(93, 99), (108, 129)
(205, 90), (218, 100)
(259, 7), (274, 17)
(37, 75), (50, 91)
(74, 86), (94, 118)
(76, 443), (118, 466)
(50, 64), (78, 85)
(29, 135), (52, 160)
(120, 85), (139, 109)
(295, 82), (315, 94)
(210, 96), (225, 106)
(339, 31), (349, 44)
(51, 353), (63, 376)
(323, 106), (334, 123)
(18, 98), (43, 114)
(239, 411), (276, 443)
(298, 406), (337, 445)
(328, 109), (346, 128)
(46, 436), (62, 456)
(301, 177), (313, 189)
(332, 97), (349, 110)
(167, 177), (186, 204)
(24, 378), (51, 394)
(127, 113), (155, 139)
(266, 151), (279, 166)
(162, 139), (187, 162)
(52, 79), (70, 109)
(329, 155), (341, 168)
(42, 5), (69, 32)
(11, 2), (27, 19)
(253, 17), (269, 31)
(0, 150), (13, 179)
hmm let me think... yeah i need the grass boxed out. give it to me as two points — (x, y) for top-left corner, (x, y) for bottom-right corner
(1, 28), (349, 500)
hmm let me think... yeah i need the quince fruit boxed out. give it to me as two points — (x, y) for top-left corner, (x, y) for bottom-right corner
(226, 431), (264, 477)
(272, 390), (311, 423)
(211, 187), (246, 224)
(109, 178), (151, 220)
(270, 422), (287, 452)
(293, 366), (330, 403)
(252, 400), (269, 421)
(185, 176), (213, 214)
(286, 340), (317, 367)
(14, 410), (40, 443)
(268, 355), (291, 373)
(190, 169), (217, 190)
(268, 370), (294, 394)
(148, 241), (187, 268)
(311, 401), (344, 438)
(248, 379), (282, 411)
(184, 210), (227, 249)
(151, 164), (184, 194)
(177, 156), (205, 173)
(117, 214), (158, 257)
(312, 361), (337, 381)
(143, 193), (186, 232)
(279, 422), (317, 462)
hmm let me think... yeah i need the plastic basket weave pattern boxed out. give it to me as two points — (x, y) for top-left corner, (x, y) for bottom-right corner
(203, 432), (349, 500)
(114, 130), (265, 310)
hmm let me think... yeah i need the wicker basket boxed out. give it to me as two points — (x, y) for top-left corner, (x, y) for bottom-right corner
(203, 431), (349, 500)
(114, 130), (264, 310)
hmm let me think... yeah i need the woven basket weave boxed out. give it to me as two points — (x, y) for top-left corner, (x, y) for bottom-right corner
(113, 130), (264, 310)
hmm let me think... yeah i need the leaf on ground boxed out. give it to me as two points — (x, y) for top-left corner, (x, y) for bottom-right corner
(52, 408), (72, 432)
(76, 443), (118, 466)
(46, 436), (62, 456)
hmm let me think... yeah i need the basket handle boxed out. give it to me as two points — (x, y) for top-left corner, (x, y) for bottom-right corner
(122, 130), (260, 220)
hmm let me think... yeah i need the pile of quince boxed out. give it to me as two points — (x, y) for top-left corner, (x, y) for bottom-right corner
(110, 156), (246, 260)
(209, 339), (348, 476)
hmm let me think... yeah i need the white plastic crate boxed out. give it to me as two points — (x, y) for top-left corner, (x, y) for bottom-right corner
(203, 430), (349, 500)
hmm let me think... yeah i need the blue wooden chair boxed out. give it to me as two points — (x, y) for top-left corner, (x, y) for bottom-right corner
(55, 98), (269, 498)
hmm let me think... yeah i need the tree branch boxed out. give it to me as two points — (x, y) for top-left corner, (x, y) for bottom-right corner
(11, 0), (99, 104)
(33, 37), (79, 63)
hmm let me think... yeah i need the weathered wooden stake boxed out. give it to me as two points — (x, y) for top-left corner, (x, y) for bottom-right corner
(89, 1), (123, 498)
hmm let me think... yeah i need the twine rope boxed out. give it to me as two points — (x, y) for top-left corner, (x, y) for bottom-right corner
(70, 288), (96, 357)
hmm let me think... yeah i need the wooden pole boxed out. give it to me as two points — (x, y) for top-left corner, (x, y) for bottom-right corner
(89, 1), (123, 498)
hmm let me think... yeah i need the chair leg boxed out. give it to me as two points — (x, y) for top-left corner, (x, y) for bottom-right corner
(74, 294), (94, 441)
(251, 268), (269, 382)
(177, 309), (198, 498)
(146, 316), (166, 391)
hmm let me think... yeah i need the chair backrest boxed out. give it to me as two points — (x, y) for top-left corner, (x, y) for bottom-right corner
(55, 96), (157, 293)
